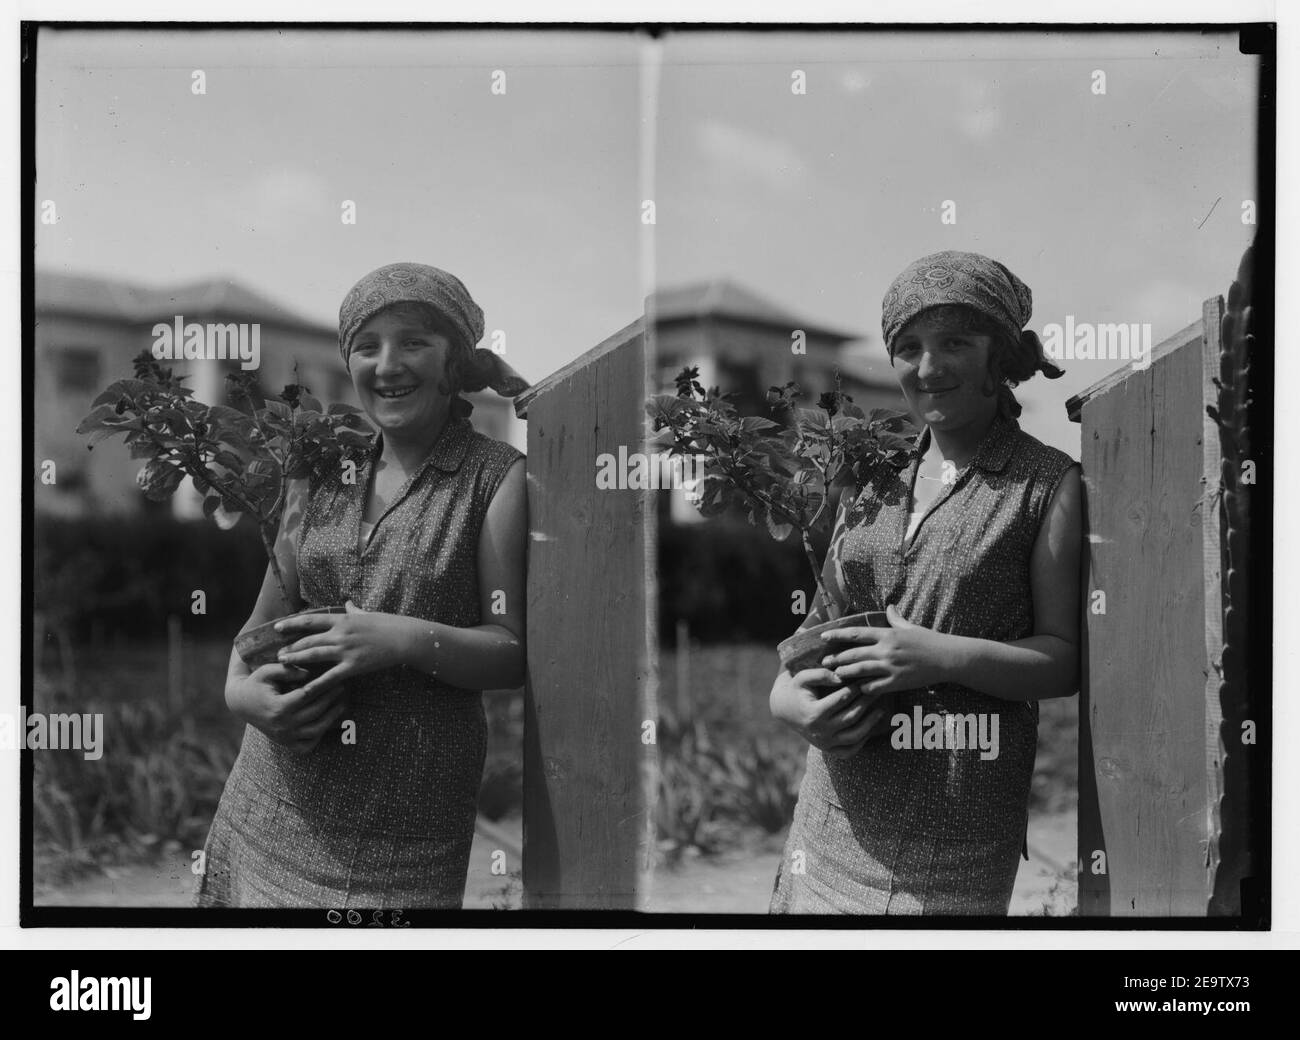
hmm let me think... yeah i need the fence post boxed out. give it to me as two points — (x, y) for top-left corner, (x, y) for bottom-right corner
(1067, 299), (1242, 916)
(513, 317), (658, 909)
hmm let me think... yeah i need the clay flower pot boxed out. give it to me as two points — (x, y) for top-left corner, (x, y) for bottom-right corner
(777, 610), (889, 675)
(235, 605), (346, 670)
(778, 610), (897, 747)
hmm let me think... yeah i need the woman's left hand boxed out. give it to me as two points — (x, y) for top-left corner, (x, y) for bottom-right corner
(818, 604), (956, 695)
(275, 601), (408, 696)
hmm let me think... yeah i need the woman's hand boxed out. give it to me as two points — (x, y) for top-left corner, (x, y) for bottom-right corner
(818, 603), (956, 695)
(225, 662), (351, 755)
(770, 666), (889, 760)
(274, 600), (408, 696)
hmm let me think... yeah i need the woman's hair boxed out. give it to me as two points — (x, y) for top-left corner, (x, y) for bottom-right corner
(889, 303), (1035, 420)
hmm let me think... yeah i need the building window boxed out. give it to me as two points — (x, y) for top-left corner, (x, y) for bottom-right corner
(55, 347), (101, 393)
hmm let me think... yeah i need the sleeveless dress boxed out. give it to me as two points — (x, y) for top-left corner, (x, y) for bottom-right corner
(770, 412), (1077, 915)
(195, 417), (523, 908)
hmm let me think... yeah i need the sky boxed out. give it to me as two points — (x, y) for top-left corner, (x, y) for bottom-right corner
(36, 28), (646, 394)
(36, 27), (1260, 457)
(653, 30), (1260, 455)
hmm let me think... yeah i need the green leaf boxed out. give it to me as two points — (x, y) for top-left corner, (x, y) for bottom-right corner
(798, 408), (829, 431)
(90, 379), (150, 407)
(765, 510), (794, 542)
(217, 429), (251, 454)
(206, 404), (249, 425)
(135, 459), (185, 502)
(75, 405), (119, 434)
(126, 434), (163, 460)
(212, 502), (242, 531)
(213, 449), (245, 472)
(878, 432), (914, 451)
(262, 400), (293, 421)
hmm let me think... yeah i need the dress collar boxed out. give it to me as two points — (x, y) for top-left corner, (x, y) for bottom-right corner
(370, 416), (473, 477)
(914, 412), (1018, 475)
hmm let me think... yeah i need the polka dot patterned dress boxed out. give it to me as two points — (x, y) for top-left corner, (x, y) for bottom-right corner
(770, 413), (1077, 915)
(196, 417), (523, 909)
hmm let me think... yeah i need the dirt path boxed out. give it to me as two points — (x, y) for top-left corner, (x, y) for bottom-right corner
(35, 821), (525, 910)
(650, 809), (1075, 915)
(38, 810), (1075, 916)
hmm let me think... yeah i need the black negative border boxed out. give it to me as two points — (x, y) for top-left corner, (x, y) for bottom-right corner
(18, 18), (1277, 932)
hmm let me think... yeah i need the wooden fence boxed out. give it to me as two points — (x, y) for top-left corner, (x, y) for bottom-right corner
(1068, 295), (1255, 916)
(513, 317), (658, 909)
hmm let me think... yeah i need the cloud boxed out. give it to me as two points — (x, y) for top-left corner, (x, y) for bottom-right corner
(694, 119), (809, 196)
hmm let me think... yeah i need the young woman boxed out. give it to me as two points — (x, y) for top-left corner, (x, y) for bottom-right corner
(769, 250), (1082, 915)
(196, 262), (529, 909)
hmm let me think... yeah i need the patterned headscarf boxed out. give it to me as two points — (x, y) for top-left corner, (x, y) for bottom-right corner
(338, 263), (530, 415)
(881, 250), (1064, 388)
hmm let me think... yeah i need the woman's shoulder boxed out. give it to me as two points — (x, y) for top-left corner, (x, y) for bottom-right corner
(463, 425), (525, 469)
(1002, 422), (1079, 526)
(1005, 421), (1078, 482)
(459, 426), (525, 511)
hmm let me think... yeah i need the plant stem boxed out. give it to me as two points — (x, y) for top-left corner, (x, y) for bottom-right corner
(801, 528), (839, 622)
(259, 526), (294, 617)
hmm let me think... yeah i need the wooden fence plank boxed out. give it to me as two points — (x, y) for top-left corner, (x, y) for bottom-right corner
(1073, 314), (1214, 915)
(519, 328), (657, 909)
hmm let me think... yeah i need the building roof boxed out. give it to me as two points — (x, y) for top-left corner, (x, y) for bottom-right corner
(35, 269), (336, 335)
(649, 278), (859, 343)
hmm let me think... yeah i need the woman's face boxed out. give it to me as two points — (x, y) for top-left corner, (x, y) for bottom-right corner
(889, 310), (998, 431)
(347, 307), (454, 439)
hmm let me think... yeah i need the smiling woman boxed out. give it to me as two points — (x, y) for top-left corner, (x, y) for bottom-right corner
(195, 262), (531, 909)
(768, 250), (1082, 916)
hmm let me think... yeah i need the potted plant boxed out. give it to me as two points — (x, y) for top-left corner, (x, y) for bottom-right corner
(646, 366), (917, 676)
(77, 350), (375, 668)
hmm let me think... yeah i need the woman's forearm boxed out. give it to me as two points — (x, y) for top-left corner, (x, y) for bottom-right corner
(942, 632), (1078, 702)
(395, 615), (525, 690)
(225, 645), (251, 696)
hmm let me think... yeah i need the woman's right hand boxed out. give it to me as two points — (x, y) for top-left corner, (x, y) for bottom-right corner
(769, 667), (885, 760)
(225, 663), (350, 755)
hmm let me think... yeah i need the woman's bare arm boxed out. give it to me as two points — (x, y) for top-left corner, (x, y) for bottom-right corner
(942, 464), (1083, 701)
(396, 456), (527, 689)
